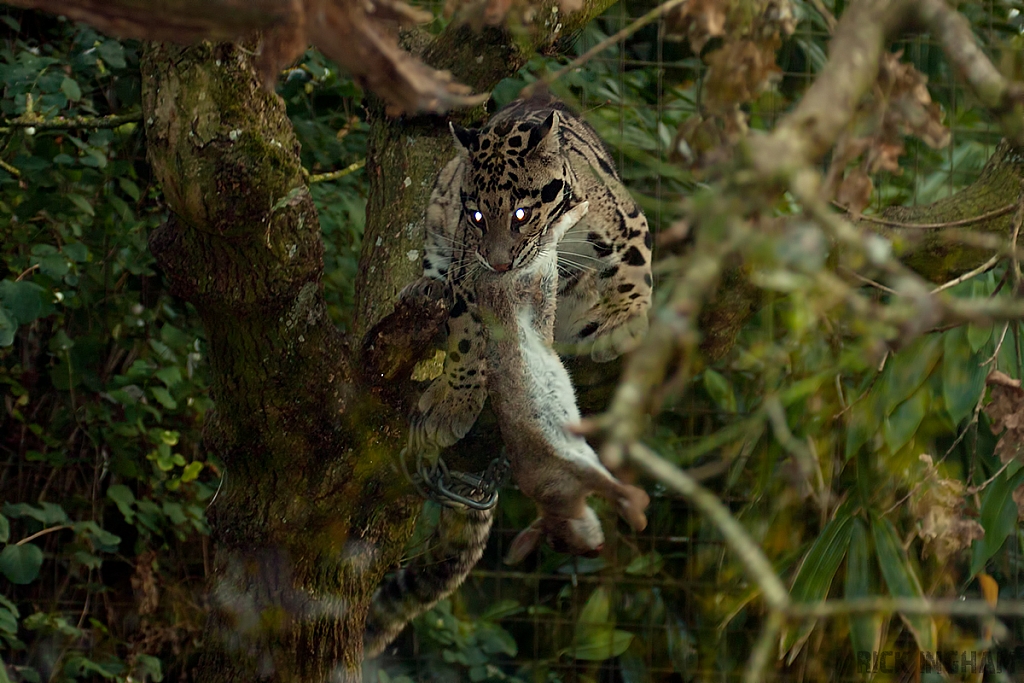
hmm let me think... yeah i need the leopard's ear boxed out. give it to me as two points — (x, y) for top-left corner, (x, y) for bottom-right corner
(525, 111), (560, 156)
(450, 122), (479, 153)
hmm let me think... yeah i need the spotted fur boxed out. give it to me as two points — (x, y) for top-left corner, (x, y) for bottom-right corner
(408, 93), (653, 449)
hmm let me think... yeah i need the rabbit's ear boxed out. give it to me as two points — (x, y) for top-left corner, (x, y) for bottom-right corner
(504, 519), (544, 565)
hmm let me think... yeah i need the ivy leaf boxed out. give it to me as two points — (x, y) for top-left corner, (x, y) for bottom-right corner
(0, 544), (44, 584)
(67, 194), (95, 216)
(0, 280), (45, 324)
(97, 40), (126, 69)
(0, 307), (15, 347)
(180, 462), (203, 483)
(150, 386), (177, 410)
(0, 515), (8, 543)
(60, 77), (81, 102)
(106, 485), (135, 523)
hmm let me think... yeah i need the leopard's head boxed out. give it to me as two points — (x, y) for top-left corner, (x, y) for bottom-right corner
(451, 111), (578, 274)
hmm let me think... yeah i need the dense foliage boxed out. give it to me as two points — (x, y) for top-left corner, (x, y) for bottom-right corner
(2, 1), (1024, 682)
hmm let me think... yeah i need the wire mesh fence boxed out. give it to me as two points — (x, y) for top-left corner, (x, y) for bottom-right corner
(368, 1), (1024, 681)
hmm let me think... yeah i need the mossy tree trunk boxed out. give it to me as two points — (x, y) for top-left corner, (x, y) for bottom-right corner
(141, 42), (420, 682)
(138, 5), (617, 682)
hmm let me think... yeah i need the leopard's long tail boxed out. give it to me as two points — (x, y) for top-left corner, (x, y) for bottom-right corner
(364, 503), (494, 658)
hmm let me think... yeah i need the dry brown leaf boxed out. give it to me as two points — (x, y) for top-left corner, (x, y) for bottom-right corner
(984, 370), (1024, 464)
(1014, 485), (1024, 520)
(704, 39), (781, 112)
(665, 0), (729, 53)
(911, 454), (985, 563)
(877, 51), (950, 150)
(836, 169), (873, 215)
(669, 114), (731, 171)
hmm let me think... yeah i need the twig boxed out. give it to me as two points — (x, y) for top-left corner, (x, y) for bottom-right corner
(306, 158), (366, 184)
(842, 202), (1016, 230)
(744, 610), (784, 683)
(15, 264), (39, 282)
(839, 265), (897, 294)
(627, 443), (791, 610)
(916, 0), (1024, 145)
(0, 158), (20, 177)
(967, 459), (1013, 495)
(0, 112), (142, 133)
(983, 322), (1010, 367)
(527, 0), (689, 94)
(930, 253), (1001, 294)
(16, 524), (70, 545)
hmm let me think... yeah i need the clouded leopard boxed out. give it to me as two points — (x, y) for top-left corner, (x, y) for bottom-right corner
(409, 92), (653, 450)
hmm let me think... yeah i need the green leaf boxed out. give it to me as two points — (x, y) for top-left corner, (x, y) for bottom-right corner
(0, 544), (44, 584)
(782, 507), (853, 661)
(132, 654), (163, 682)
(845, 519), (882, 665)
(3, 502), (68, 525)
(576, 587), (611, 638)
(878, 335), (942, 413)
(480, 599), (521, 620)
(703, 369), (737, 413)
(97, 40), (126, 68)
(0, 655), (12, 683)
(150, 386), (177, 409)
(0, 515), (8, 543)
(38, 254), (68, 280)
(967, 322), (993, 353)
(625, 551), (664, 576)
(871, 516), (936, 652)
(119, 178), (141, 201)
(970, 468), (1024, 576)
(845, 390), (879, 459)
(73, 521), (121, 553)
(0, 280), (45, 324)
(0, 307), (15, 347)
(154, 366), (182, 388)
(106, 484), (135, 523)
(882, 388), (928, 453)
(67, 194), (95, 216)
(60, 77), (82, 101)
(942, 326), (987, 424)
(180, 461), (203, 483)
(61, 242), (89, 263)
(568, 628), (633, 661)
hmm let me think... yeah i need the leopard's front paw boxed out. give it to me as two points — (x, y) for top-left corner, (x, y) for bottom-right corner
(398, 276), (451, 307)
(411, 378), (487, 450)
(567, 310), (649, 363)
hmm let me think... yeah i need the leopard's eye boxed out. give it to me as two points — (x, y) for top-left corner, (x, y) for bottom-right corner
(512, 207), (531, 223)
(469, 210), (485, 226)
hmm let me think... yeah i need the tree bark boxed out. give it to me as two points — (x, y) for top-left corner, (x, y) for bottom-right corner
(141, 41), (421, 682)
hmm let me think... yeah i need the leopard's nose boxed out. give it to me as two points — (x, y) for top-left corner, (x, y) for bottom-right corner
(492, 262), (512, 273)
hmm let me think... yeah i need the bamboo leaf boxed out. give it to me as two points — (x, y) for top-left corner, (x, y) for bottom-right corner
(970, 468), (1024, 577)
(871, 516), (936, 653)
(845, 518), (882, 671)
(781, 505), (854, 662)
